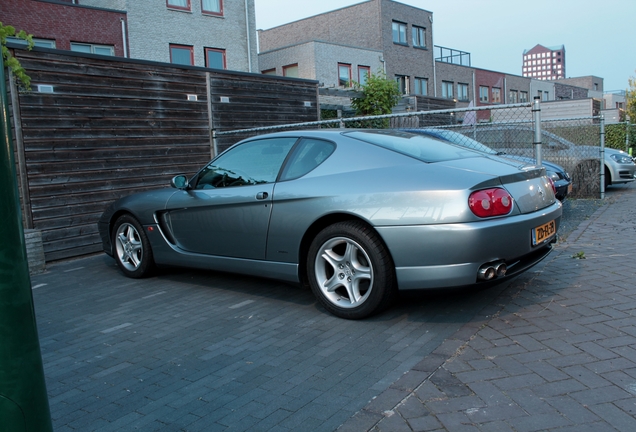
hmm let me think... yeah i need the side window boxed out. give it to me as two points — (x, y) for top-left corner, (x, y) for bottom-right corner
(194, 137), (297, 189)
(280, 138), (336, 181)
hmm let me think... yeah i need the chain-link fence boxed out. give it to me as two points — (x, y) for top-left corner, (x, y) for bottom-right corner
(214, 101), (607, 198)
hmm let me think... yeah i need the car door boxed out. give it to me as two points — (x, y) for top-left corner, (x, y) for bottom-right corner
(164, 137), (298, 259)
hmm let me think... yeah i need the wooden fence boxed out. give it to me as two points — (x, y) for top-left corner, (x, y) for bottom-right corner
(9, 47), (319, 261)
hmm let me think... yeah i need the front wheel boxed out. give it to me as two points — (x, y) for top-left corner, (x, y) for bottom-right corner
(307, 221), (396, 319)
(112, 214), (155, 278)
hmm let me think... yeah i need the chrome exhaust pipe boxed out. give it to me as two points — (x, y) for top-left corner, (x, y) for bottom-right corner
(478, 266), (496, 281)
(478, 261), (506, 281)
(494, 262), (507, 277)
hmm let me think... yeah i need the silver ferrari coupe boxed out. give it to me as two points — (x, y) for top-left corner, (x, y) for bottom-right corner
(98, 130), (562, 319)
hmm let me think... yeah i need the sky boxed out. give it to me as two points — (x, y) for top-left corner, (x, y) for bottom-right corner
(254, 0), (635, 92)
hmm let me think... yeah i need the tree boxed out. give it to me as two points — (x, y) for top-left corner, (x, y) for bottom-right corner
(0, 22), (34, 89)
(351, 71), (401, 117)
(627, 71), (636, 123)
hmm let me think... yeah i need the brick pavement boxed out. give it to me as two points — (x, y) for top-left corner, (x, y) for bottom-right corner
(342, 182), (636, 432)
(33, 238), (515, 431)
(32, 184), (634, 431)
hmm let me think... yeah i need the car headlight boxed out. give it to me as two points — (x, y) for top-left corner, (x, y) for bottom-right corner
(609, 153), (634, 164)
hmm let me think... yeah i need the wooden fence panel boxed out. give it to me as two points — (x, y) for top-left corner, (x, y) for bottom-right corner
(11, 48), (319, 261)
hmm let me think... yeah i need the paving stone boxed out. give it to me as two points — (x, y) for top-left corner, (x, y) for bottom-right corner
(34, 182), (636, 431)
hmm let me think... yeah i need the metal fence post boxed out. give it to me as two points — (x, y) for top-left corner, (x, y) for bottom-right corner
(212, 128), (218, 159)
(532, 97), (542, 166)
(626, 119), (630, 154)
(600, 115), (605, 199)
(0, 64), (53, 431)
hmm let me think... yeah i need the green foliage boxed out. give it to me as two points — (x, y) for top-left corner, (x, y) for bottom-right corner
(351, 71), (401, 128)
(628, 72), (636, 123)
(605, 123), (636, 152)
(1, 22), (34, 90)
(571, 251), (586, 259)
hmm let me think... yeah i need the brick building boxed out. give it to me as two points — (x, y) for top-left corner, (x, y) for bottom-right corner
(1, 0), (257, 72)
(522, 44), (565, 81)
(258, 0), (434, 96)
(1, 0), (126, 56)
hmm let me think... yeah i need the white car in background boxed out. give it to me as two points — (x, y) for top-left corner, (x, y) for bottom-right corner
(463, 126), (636, 189)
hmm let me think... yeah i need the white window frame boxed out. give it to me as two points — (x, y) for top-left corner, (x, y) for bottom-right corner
(70, 42), (114, 56)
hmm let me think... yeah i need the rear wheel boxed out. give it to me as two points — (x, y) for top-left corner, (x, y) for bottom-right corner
(112, 214), (155, 278)
(307, 221), (396, 319)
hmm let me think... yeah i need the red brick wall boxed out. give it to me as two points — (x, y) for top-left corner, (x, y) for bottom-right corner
(1, 0), (126, 56)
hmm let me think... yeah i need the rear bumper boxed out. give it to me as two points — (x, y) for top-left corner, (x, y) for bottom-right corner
(376, 201), (562, 290)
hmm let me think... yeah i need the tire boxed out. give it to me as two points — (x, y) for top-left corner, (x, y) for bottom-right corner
(605, 167), (611, 189)
(112, 214), (155, 278)
(307, 221), (396, 319)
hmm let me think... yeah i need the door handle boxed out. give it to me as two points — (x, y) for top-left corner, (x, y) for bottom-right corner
(256, 192), (269, 200)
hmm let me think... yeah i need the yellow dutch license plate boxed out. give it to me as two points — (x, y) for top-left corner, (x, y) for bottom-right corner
(532, 220), (556, 246)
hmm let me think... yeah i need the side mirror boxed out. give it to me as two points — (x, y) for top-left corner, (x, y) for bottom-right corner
(170, 175), (189, 190)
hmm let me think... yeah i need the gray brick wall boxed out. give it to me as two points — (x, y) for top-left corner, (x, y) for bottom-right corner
(259, 41), (383, 87)
(258, 1), (382, 52)
(505, 74), (531, 103)
(434, 62), (474, 103)
(378, 0), (434, 91)
(554, 82), (589, 100)
(81, 0), (258, 72)
(258, 0), (434, 97)
(559, 76), (604, 92)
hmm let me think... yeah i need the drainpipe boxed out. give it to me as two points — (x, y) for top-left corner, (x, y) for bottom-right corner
(430, 15), (436, 97)
(245, 0), (252, 72)
(120, 18), (128, 58)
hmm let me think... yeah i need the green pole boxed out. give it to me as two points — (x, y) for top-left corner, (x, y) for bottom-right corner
(0, 64), (53, 430)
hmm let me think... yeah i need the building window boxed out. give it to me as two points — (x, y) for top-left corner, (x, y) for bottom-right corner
(358, 66), (370, 86)
(492, 87), (501, 104)
(261, 68), (276, 75)
(542, 91), (549, 101)
(479, 86), (489, 103)
(414, 77), (427, 96)
(395, 75), (409, 94)
(509, 90), (518, 103)
(442, 81), (454, 99)
(412, 26), (426, 48)
(338, 63), (352, 87)
(8, 36), (56, 48)
(283, 64), (298, 78)
(70, 43), (114, 56)
(205, 48), (226, 69)
(170, 44), (194, 65)
(519, 91), (528, 103)
(167, 0), (191, 11)
(392, 21), (407, 45)
(202, 0), (222, 15)
(457, 83), (468, 101)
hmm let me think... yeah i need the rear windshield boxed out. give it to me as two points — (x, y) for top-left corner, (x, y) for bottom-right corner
(344, 130), (485, 163)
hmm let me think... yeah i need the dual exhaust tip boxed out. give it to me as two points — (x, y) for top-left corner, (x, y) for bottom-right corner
(478, 261), (507, 281)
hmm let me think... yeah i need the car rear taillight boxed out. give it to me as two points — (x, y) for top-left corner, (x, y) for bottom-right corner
(546, 177), (556, 195)
(469, 188), (513, 218)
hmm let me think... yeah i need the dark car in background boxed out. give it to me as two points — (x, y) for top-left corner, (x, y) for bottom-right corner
(402, 128), (572, 200)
